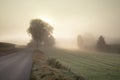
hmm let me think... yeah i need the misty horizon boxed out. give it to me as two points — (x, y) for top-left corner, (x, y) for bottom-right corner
(0, 0), (120, 49)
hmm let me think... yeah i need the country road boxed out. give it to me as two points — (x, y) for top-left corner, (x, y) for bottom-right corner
(0, 48), (33, 80)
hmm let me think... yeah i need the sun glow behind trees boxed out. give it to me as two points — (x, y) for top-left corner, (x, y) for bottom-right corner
(0, 0), (120, 49)
(33, 16), (79, 49)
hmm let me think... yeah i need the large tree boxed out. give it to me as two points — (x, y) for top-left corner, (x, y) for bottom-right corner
(28, 19), (55, 48)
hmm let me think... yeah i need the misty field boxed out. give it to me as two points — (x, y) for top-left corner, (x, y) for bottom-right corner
(43, 48), (120, 80)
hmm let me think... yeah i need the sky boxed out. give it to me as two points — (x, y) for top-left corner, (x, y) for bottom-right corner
(0, 0), (120, 49)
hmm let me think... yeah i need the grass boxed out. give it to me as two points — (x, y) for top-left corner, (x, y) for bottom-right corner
(42, 48), (120, 80)
(31, 50), (84, 80)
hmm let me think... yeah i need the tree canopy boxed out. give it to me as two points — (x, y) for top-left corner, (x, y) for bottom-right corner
(96, 35), (106, 50)
(28, 19), (55, 48)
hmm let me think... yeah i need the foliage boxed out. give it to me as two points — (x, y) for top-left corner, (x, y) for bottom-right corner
(27, 19), (55, 48)
(77, 35), (84, 48)
(0, 42), (15, 48)
(96, 35), (106, 50)
(47, 58), (71, 71)
(31, 52), (85, 80)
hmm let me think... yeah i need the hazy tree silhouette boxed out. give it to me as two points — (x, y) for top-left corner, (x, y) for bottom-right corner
(77, 35), (84, 48)
(28, 19), (55, 48)
(96, 35), (106, 50)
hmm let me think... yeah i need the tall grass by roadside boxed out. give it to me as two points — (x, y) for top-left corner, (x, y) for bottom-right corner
(31, 50), (85, 80)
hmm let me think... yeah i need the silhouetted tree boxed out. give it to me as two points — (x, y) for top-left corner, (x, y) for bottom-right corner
(96, 35), (106, 50)
(27, 19), (55, 48)
(77, 35), (84, 48)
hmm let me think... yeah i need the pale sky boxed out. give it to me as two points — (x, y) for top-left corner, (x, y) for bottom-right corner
(0, 0), (120, 49)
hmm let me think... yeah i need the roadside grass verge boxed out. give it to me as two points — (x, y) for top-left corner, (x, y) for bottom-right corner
(31, 50), (85, 80)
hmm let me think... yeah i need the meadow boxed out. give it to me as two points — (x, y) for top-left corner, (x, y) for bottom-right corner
(43, 48), (120, 80)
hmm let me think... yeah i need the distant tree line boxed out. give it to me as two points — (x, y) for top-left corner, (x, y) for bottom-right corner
(0, 42), (15, 48)
(77, 35), (84, 48)
(77, 34), (120, 53)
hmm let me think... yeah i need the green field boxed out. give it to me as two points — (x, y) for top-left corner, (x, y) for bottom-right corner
(43, 48), (120, 80)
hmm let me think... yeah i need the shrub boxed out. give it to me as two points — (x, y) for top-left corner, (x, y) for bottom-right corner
(47, 58), (71, 71)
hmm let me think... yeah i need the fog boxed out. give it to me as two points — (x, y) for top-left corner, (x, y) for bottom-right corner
(0, 0), (120, 49)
